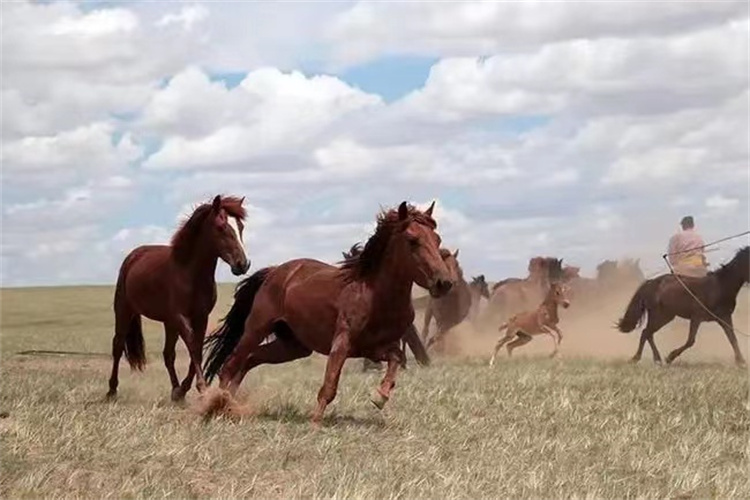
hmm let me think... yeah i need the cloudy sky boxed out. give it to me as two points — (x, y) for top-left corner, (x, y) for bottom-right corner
(2, 0), (748, 287)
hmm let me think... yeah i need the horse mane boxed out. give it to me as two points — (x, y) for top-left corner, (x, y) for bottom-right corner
(711, 246), (749, 278)
(171, 195), (247, 265)
(339, 204), (436, 282)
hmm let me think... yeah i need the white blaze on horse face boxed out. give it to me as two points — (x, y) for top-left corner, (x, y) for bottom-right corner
(227, 216), (246, 255)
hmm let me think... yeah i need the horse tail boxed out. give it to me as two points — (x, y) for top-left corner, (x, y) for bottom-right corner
(203, 267), (273, 383)
(114, 256), (147, 370)
(403, 325), (430, 366)
(616, 281), (651, 333)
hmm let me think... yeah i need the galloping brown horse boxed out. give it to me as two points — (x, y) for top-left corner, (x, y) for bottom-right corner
(423, 249), (489, 351)
(340, 244), (431, 372)
(107, 195), (250, 401)
(202, 201), (454, 423)
(489, 281), (571, 364)
(617, 246), (748, 366)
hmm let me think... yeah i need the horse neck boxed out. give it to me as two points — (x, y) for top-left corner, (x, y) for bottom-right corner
(370, 246), (417, 310)
(177, 239), (219, 284)
(716, 261), (747, 300)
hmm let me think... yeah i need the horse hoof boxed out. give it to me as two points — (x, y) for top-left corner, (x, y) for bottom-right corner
(370, 389), (389, 410)
(105, 391), (117, 401)
(171, 388), (185, 402)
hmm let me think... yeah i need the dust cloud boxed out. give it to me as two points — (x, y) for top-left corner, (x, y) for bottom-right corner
(422, 282), (750, 365)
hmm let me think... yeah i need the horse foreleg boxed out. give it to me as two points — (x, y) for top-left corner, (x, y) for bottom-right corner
(312, 323), (351, 425)
(542, 325), (560, 358)
(162, 325), (181, 401)
(174, 315), (208, 399)
(716, 316), (747, 367)
(170, 314), (207, 396)
(666, 319), (699, 365)
(371, 343), (404, 410)
(421, 305), (433, 344)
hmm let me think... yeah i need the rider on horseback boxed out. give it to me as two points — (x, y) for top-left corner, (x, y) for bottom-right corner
(667, 216), (708, 277)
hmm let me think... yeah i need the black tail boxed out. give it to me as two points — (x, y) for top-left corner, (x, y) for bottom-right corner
(203, 267), (273, 383)
(114, 263), (146, 370)
(403, 324), (430, 366)
(123, 316), (146, 370)
(616, 281), (651, 333)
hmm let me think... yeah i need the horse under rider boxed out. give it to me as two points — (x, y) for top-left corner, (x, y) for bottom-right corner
(667, 216), (708, 277)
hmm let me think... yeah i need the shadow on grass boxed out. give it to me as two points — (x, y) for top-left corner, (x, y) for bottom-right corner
(255, 403), (387, 428)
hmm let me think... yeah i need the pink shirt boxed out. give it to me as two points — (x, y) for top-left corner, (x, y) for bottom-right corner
(667, 229), (705, 267)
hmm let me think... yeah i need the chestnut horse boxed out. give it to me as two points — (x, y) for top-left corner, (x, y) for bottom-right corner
(202, 201), (453, 423)
(489, 281), (571, 364)
(339, 243), (431, 373)
(423, 249), (489, 351)
(107, 195), (250, 401)
(617, 246), (748, 366)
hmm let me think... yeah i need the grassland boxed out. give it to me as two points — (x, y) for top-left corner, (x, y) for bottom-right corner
(1, 284), (749, 499)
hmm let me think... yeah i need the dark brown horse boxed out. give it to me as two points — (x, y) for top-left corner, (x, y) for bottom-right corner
(107, 195), (250, 401)
(468, 274), (490, 323)
(617, 246), (748, 366)
(201, 201), (453, 423)
(423, 249), (488, 351)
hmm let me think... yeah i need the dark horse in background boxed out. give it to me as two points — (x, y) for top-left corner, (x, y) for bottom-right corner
(107, 195), (250, 401)
(201, 201), (454, 424)
(617, 246), (748, 366)
(340, 244), (432, 372)
(423, 249), (491, 352)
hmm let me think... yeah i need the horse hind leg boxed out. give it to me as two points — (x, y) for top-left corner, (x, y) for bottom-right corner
(506, 332), (532, 357)
(107, 308), (138, 399)
(489, 330), (515, 367)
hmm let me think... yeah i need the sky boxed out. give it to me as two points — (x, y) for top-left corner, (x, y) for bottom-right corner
(1, 0), (748, 287)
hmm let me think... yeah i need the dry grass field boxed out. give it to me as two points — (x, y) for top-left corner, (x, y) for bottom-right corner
(1, 284), (749, 499)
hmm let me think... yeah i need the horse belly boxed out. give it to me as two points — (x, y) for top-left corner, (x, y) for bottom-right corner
(281, 269), (343, 355)
(122, 249), (172, 322)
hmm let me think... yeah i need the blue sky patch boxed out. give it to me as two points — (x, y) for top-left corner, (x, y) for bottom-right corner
(339, 55), (438, 102)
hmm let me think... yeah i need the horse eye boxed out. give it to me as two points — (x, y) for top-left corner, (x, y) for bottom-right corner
(409, 238), (419, 249)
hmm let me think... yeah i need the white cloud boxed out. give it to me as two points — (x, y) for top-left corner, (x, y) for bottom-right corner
(141, 67), (382, 170)
(330, 0), (748, 66)
(156, 5), (209, 32)
(1, 1), (748, 287)
(399, 18), (748, 122)
(705, 194), (740, 212)
(2, 123), (141, 186)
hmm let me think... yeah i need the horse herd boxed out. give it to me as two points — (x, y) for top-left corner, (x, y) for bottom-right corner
(107, 195), (750, 424)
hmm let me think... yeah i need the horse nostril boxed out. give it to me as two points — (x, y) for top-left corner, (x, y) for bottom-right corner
(438, 279), (453, 293)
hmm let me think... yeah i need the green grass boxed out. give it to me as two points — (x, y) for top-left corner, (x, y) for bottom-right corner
(1, 285), (749, 499)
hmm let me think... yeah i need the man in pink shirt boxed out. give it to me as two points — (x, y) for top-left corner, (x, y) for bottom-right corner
(667, 216), (708, 277)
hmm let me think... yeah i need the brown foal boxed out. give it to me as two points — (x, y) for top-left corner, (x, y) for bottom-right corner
(489, 282), (571, 365)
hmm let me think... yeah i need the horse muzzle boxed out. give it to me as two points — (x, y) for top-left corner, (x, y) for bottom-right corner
(231, 259), (251, 276)
(429, 278), (453, 298)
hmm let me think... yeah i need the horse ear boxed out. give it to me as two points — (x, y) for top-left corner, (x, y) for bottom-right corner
(479, 274), (485, 281)
(454, 249), (459, 258)
(212, 195), (222, 212)
(398, 201), (408, 220)
(240, 196), (246, 205)
(425, 200), (435, 217)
